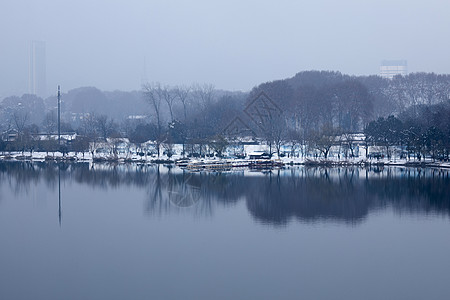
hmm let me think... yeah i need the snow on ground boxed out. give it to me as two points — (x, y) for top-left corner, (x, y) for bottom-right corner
(0, 143), (449, 169)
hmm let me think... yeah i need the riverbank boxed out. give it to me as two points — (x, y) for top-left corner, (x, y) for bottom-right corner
(1, 151), (449, 169)
(300, 158), (450, 169)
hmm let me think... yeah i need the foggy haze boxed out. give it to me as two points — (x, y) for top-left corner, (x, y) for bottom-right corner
(1, 0), (450, 97)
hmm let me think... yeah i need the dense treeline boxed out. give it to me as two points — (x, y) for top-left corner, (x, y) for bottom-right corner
(244, 71), (450, 159)
(249, 71), (450, 133)
(365, 101), (450, 161)
(0, 71), (449, 158)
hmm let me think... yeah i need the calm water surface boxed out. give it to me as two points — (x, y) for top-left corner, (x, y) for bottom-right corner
(0, 162), (449, 300)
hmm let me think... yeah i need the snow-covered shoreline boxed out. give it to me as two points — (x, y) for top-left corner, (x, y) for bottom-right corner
(1, 151), (449, 170)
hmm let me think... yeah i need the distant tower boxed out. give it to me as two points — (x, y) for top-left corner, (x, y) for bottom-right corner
(380, 60), (408, 79)
(28, 41), (47, 97)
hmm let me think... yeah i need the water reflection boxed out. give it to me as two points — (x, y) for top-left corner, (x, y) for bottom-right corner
(58, 167), (61, 226)
(0, 161), (448, 226)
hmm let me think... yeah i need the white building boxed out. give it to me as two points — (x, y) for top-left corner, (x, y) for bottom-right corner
(380, 60), (407, 79)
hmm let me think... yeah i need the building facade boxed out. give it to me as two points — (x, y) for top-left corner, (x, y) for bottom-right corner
(380, 60), (407, 79)
(29, 41), (46, 97)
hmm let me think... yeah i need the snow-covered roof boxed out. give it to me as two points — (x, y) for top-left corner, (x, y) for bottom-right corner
(248, 151), (268, 156)
(335, 133), (366, 142)
(35, 133), (77, 141)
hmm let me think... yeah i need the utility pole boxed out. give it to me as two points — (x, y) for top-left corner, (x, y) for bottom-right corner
(57, 85), (61, 145)
(57, 86), (62, 227)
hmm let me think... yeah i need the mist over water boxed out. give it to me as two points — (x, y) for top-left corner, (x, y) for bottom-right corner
(0, 162), (449, 300)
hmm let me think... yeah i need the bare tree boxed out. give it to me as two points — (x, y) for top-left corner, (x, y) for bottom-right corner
(95, 114), (116, 141)
(311, 124), (338, 159)
(13, 110), (29, 139)
(193, 83), (215, 111)
(42, 111), (57, 134)
(208, 135), (228, 157)
(340, 132), (357, 158)
(80, 113), (100, 157)
(174, 85), (191, 122)
(286, 129), (302, 158)
(142, 82), (164, 134)
(272, 117), (286, 158)
(3, 117), (14, 142)
(162, 135), (174, 158)
(162, 85), (177, 122)
(121, 118), (138, 141)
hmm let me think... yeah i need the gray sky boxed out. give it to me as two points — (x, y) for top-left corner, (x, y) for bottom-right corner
(1, 0), (450, 97)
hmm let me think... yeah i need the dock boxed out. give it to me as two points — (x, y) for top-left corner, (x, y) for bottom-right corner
(179, 159), (284, 171)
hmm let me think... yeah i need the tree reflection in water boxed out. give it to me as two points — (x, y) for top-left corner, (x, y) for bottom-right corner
(0, 161), (448, 226)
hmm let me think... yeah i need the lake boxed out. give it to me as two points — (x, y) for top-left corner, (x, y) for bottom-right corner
(0, 162), (449, 300)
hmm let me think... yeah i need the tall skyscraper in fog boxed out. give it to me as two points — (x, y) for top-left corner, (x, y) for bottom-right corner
(28, 41), (46, 97)
(380, 60), (408, 79)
